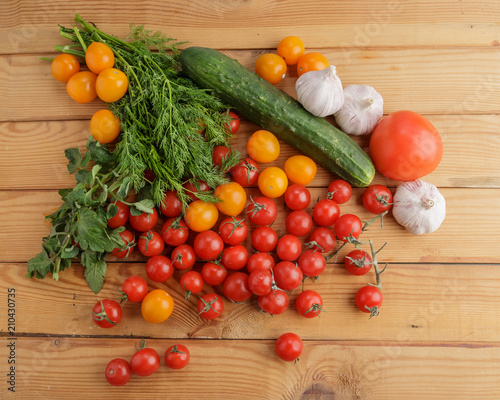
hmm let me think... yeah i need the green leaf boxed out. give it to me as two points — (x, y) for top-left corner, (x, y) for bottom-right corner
(58, 188), (73, 200)
(109, 226), (126, 247)
(26, 250), (51, 278)
(61, 246), (79, 259)
(107, 203), (118, 219)
(91, 164), (102, 184)
(75, 170), (92, 185)
(82, 253), (107, 294)
(65, 147), (82, 174)
(133, 199), (155, 214)
(116, 177), (131, 199)
(88, 140), (113, 164)
(74, 208), (115, 252)
(81, 150), (92, 168)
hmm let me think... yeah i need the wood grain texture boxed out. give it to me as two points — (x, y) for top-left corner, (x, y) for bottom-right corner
(1, 47), (500, 122)
(0, 337), (498, 400)
(1, 188), (498, 264)
(1, 0), (500, 53)
(1, 262), (500, 343)
(1, 114), (500, 189)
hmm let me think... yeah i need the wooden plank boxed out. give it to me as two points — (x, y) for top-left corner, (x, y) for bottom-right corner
(1, 261), (500, 342)
(1, 114), (499, 189)
(0, 337), (499, 399)
(1, 47), (500, 122)
(1, 188), (498, 264)
(1, 0), (500, 53)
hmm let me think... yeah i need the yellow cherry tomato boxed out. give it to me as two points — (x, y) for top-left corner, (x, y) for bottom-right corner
(284, 155), (317, 185)
(184, 200), (219, 232)
(255, 53), (287, 85)
(297, 52), (330, 77)
(66, 71), (98, 104)
(90, 109), (121, 144)
(214, 182), (247, 216)
(246, 130), (280, 164)
(141, 289), (174, 323)
(51, 54), (80, 82)
(85, 42), (115, 74)
(277, 36), (305, 66)
(258, 167), (288, 198)
(96, 68), (129, 103)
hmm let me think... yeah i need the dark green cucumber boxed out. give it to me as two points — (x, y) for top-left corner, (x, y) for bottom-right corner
(180, 47), (375, 187)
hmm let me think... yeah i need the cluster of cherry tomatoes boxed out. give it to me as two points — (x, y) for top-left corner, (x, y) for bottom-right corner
(254, 35), (330, 85)
(50, 42), (127, 144)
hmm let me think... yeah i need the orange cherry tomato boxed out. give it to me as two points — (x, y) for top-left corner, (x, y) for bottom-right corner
(214, 182), (247, 216)
(277, 36), (305, 65)
(66, 71), (98, 104)
(184, 200), (219, 232)
(284, 155), (317, 185)
(246, 130), (280, 164)
(85, 42), (115, 74)
(90, 109), (121, 144)
(51, 54), (80, 82)
(255, 53), (287, 85)
(96, 68), (129, 103)
(141, 289), (174, 324)
(297, 52), (330, 77)
(258, 167), (288, 198)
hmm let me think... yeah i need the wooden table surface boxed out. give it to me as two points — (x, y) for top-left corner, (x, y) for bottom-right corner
(1, 1), (500, 399)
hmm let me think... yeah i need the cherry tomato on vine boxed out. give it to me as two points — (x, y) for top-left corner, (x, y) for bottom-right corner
(277, 36), (305, 65)
(223, 272), (253, 302)
(225, 111), (240, 134)
(214, 182), (247, 216)
(231, 158), (260, 187)
(138, 230), (164, 257)
(160, 190), (182, 218)
(284, 155), (317, 185)
(85, 42), (115, 74)
(145, 255), (174, 282)
(171, 244), (196, 270)
(197, 293), (224, 320)
(193, 230), (224, 261)
(161, 217), (189, 246)
(276, 234), (302, 262)
(105, 358), (132, 386)
(92, 299), (122, 328)
(218, 217), (248, 245)
(90, 109), (121, 144)
(258, 290), (289, 315)
(201, 262), (228, 286)
(184, 200), (219, 232)
(284, 184), (311, 211)
(355, 285), (383, 317)
(296, 290), (324, 318)
(308, 227), (336, 253)
(247, 196), (278, 226)
(345, 249), (372, 276)
(273, 261), (303, 291)
(246, 130), (280, 164)
(121, 276), (148, 303)
(66, 71), (97, 103)
(246, 252), (275, 274)
(164, 344), (190, 370)
(298, 249), (327, 278)
(180, 270), (204, 300)
(251, 226), (279, 253)
(141, 289), (174, 323)
(258, 167), (288, 198)
(255, 53), (287, 84)
(111, 230), (136, 259)
(327, 179), (352, 204)
(369, 110), (443, 181)
(312, 199), (340, 227)
(334, 214), (363, 242)
(106, 200), (129, 229)
(221, 244), (249, 271)
(363, 185), (393, 214)
(275, 333), (303, 362)
(248, 270), (273, 296)
(130, 346), (160, 377)
(51, 53), (80, 82)
(212, 145), (231, 170)
(96, 68), (129, 103)
(129, 208), (158, 232)
(297, 52), (329, 77)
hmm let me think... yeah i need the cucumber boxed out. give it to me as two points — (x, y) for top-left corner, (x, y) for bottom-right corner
(180, 47), (375, 187)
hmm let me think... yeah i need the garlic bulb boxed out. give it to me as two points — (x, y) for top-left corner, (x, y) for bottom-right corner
(295, 66), (344, 117)
(392, 180), (446, 235)
(334, 85), (384, 135)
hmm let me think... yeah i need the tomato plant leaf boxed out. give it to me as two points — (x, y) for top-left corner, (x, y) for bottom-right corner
(83, 257), (107, 295)
(133, 199), (155, 215)
(74, 208), (115, 252)
(116, 176), (131, 199)
(61, 246), (79, 259)
(65, 147), (82, 173)
(106, 203), (118, 219)
(26, 250), (51, 279)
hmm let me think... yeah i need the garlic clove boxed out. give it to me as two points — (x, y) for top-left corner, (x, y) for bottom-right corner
(334, 84), (384, 136)
(295, 66), (344, 117)
(392, 180), (446, 235)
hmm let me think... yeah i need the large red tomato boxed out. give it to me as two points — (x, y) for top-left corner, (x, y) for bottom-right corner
(369, 111), (443, 181)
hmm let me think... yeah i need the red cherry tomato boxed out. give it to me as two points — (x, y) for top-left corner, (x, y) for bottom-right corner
(161, 217), (189, 246)
(193, 230), (224, 261)
(183, 180), (211, 202)
(298, 249), (327, 278)
(231, 158), (260, 187)
(111, 230), (136, 259)
(246, 252), (275, 274)
(105, 358), (131, 386)
(251, 226), (279, 252)
(275, 332), (303, 362)
(362, 185), (393, 214)
(327, 179), (352, 204)
(225, 111), (240, 134)
(180, 270), (204, 300)
(218, 217), (248, 245)
(284, 184), (311, 211)
(160, 190), (183, 218)
(273, 261), (303, 291)
(145, 255), (174, 282)
(296, 290), (324, 318)
(356, 285), (383, 317)
(258, 290), (289, 315)
(334, 214), (363, 243)
(92, 299), (122, 328)
(164, 344), (190, 370)
(223, 272), (253, 302)
(171, 244), (196, 270)
(221, 244), (249, 271)
(129, 208), (158, 232)
(107, 201), (130, 229)
(276, 234), (302, 262)
(308, 227), (336, 253)
(312, 199), (340, 227)
(201, 262), (228, 286)
(285, 210), (313, 236)
(248, 270), (273, 296)
(345, 249), (373, 276)
(213, 145), (232, 170)
(130, 346), (160, 377)
(121, 276), (148, 303)
(246, 196), (278, 226)
(197, 293), (224, 320)
(138, 230), (165, 257)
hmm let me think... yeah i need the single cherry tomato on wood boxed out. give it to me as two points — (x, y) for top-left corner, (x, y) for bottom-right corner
(308, 227), (336, 253)
(251, 226), (279, 253)
(197, 293), (224, 320)
(297, 52), (329, 77)
(105, 358), (132, 386)
(180, 270), (204, 300)
(255, 53), (287, 84)
(141, 289), (174, 324)
(246, 130), (280, 164)
(275, 332), (303, 362)
(184, 200), (219, 232)
(296, 290), (324, 318)
(327, 179), (352, 204)
(96, 67), (129, 103)
(51, 53), (80, 82)
(92, 299), (122, 328)
(247, 196), (278, 226)
(145, 255), (174, 282)
(276, 234), (302, 262)
(284, 184), (311, 211)
(161, 217), (189, 247)
(201, 262), (228, 286)
(138, 230), (164, 257)
(171, 244), (196, 271)
(284, 155), (317, 185)
(193, 230), (224, 261)
(286, 210), (313, 237)
(223, 271), (253, 302)
(129, 208), (158, 232)
(277, 36), (305, 65)
(273, 261), (303, 291)
(121, 276), (148, 303)
(221, 244), (249, 271)
(312, 199), (340, 227)
(334, 214), (363, 243)
(363, 185), (393, 214)
(298, 249), (327, 278)
(345, 250), (373, 276)
(214, 182), (247, 216)
(355, 285), (383, 318)
(130, 345), (160, 377)
(218, 217), (248, 245)
(258, 290), (289, 315)
(165, 344), (190, 370)
(231, 158), (260, 187)
(246, 252), (275, 274)
(258, 167), (288, 199)
(160, 190), (183, 218)
(248, 270), (273, 296)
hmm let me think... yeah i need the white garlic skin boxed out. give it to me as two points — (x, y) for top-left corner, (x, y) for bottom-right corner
(334, 85), (384, 135)
(392, 180), (446, 235)
(295, 66), (344, 117)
